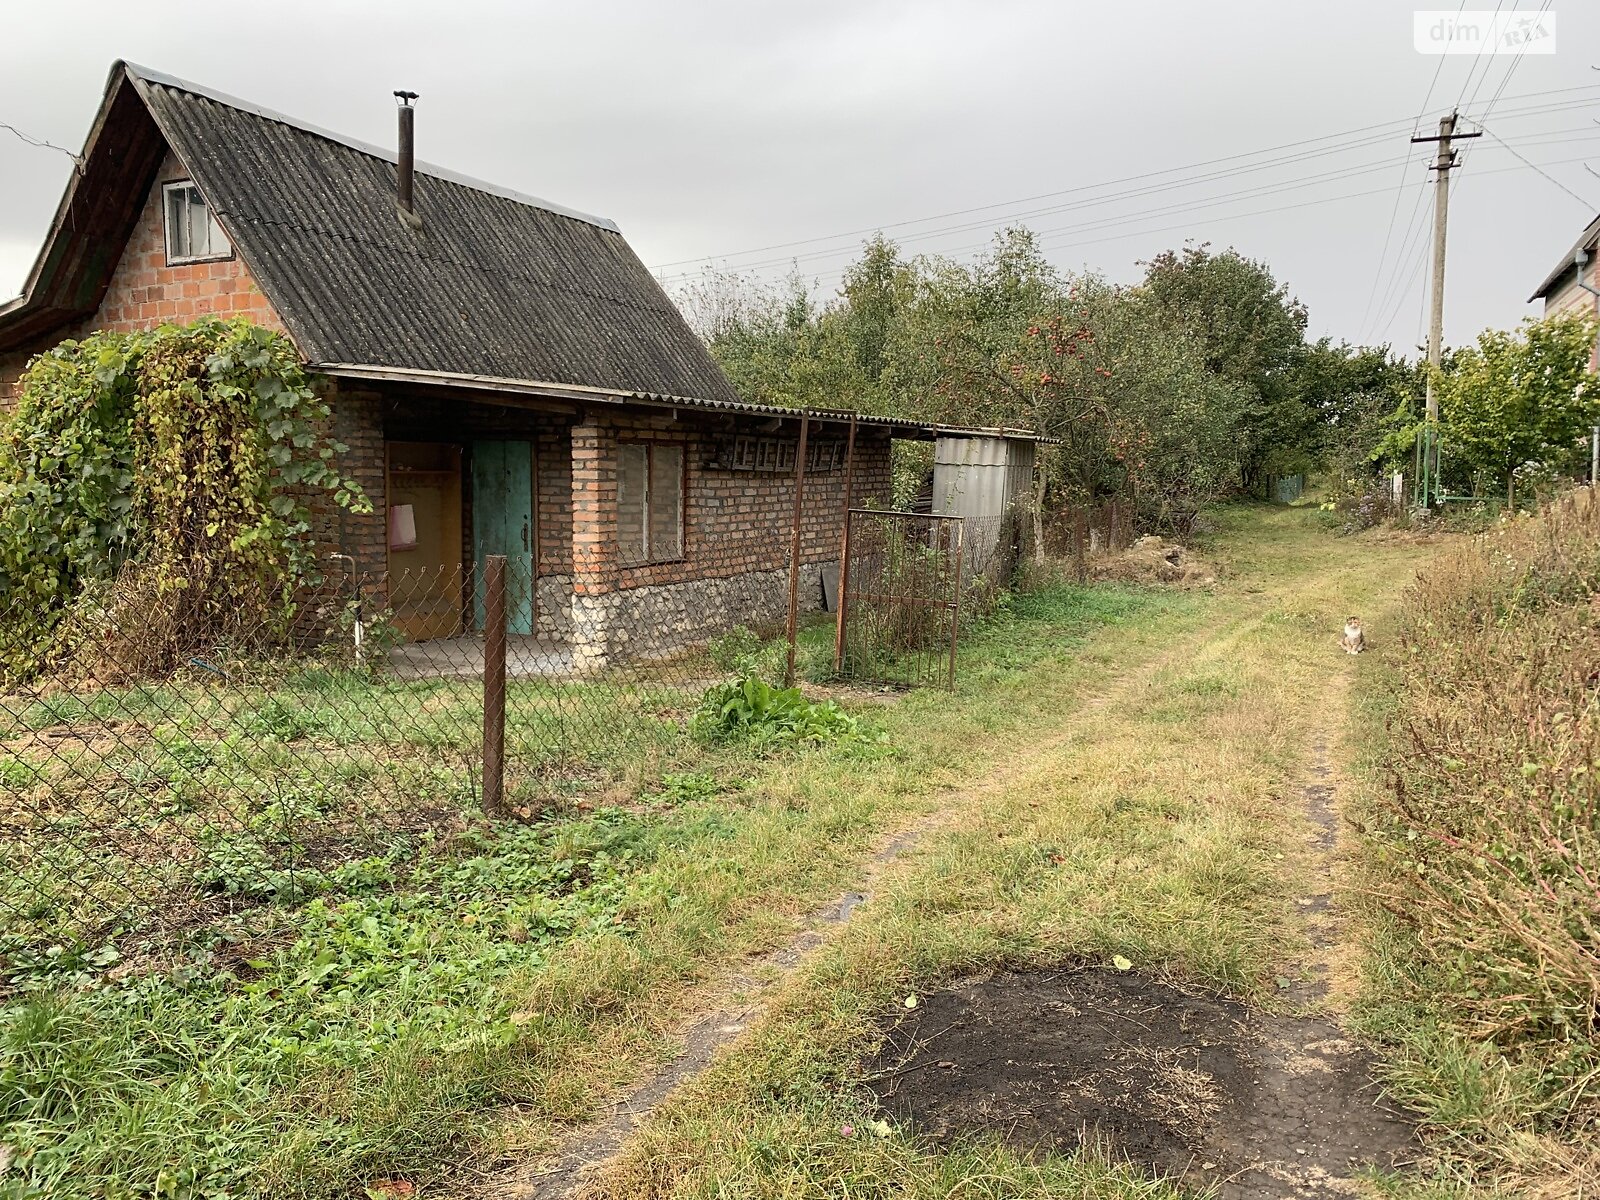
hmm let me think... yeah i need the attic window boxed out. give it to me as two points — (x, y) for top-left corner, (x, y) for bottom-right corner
(162, 181), (232, 265)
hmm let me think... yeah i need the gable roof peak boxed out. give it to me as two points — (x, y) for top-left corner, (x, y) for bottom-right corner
(2, 60), (742, 407)
(116, 60), (620, 233)
(1529, 211), (1600, 303)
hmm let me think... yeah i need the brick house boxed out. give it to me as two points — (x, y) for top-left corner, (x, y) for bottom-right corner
(1529, 213), (1600, 372)
(0, 62), (1035, 670)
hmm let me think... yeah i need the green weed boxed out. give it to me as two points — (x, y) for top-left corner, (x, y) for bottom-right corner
(690, 676), (873, 749)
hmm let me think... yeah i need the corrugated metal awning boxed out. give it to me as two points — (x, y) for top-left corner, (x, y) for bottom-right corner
(312, 362), (1054, 442)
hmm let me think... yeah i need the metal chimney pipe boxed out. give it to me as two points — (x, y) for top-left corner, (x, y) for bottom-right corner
(394, 91), (418, 220)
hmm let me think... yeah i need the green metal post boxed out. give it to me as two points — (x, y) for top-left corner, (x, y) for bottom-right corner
(1420, 426), (1430, 509)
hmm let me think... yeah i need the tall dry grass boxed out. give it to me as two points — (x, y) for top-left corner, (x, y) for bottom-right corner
(1380, 487), (1600, 1138)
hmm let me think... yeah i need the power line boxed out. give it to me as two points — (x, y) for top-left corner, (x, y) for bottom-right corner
(1367, 113), (1584, 346)
(650, 120), (1424, 271)
(1466, 117), (1597, 209)
(1359, 0), (1468, 342)
(1476, 1), (1554, 132)
(1472, 94), (1600, 123)
(1450, 0), (1553, 190)
(1454, 0), (1507, 113)
(659, 121), (1600, 285)
(1376, 212), (1434, 346)
(1362, 181), (1434, 343)
(1414, 220), (1434, 350)
(1374, 164), (1465, 348)
(1358, 160), (1430, 342)
(1374, 180), (1445, 347)
(651, 85), (1600, 273)
(659, 135), (1599, 290)
(663, 141), (1430, 281)
(1423, 0), (1467, 118)
(0, 120), (82, 172)
(653, 86), (1600, 279)
(923, 150), (1600, 280)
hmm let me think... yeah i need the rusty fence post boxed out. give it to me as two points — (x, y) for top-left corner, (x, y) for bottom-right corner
(482, 553), (508, 815)
(832, 415), (858, 676)
(947, 518), (964, 690)
(784, 414), (811, 687)
(833, 512), (854, 677)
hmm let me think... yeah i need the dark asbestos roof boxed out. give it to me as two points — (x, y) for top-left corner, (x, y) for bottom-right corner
(1529, 212), (1600, 303)
(0, 61), (745, 406)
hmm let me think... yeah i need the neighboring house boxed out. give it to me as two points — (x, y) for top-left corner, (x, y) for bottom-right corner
(0, 62), (1035, 669)
(1529, 212), (1600, 369)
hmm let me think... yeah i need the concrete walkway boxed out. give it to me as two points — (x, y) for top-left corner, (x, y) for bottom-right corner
(387, 635), (576, 680)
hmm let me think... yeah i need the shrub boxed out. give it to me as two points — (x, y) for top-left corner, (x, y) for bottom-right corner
(1438, 311), (1600, 503)
(708, 623), (835, 684)
(0, 319), (367, 681)
(708, 624), (787, 679)
(1319, 480), (1405, 533)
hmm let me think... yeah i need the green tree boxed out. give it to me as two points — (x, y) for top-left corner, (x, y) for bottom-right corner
(1292, 340), (1425, 491)
(1439, 312), (1600, 503)
(679, 230), (1337, 536)
(1141, 244), (1311, 490)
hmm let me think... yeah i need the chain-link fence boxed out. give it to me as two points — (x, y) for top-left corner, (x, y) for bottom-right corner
(0, 483), (1064, 964)
(0, 547), (857, 961)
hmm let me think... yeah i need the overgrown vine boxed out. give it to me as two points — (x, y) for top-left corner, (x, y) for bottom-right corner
(0, 317), (368, 678)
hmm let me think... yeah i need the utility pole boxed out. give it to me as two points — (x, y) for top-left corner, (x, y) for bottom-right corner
(1411, 112), (1480, 504)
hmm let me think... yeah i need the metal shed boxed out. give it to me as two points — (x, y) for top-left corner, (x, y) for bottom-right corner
(931, 434), (1038, 572)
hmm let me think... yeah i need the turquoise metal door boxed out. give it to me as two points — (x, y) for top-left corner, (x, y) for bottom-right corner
(471, 440), (535, 635)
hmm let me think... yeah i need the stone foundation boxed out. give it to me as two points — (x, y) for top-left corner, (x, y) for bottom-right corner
(535, 573), (575, 641)
(569, 563), (832, 671)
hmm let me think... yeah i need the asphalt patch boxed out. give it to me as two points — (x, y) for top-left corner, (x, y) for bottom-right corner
(864, 967), (1419, 1198)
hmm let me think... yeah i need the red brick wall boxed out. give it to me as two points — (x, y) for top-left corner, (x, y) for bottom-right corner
(0, 352), (28, 408)
(571, 417), (617, 595)
(581, 410), (893, 594)
(1, 149), (288, 409)
(94, 151), (286, 334)
(311, 384), (387, 581)
(340, 395), (893, 603)
(536, 435), (574, 575)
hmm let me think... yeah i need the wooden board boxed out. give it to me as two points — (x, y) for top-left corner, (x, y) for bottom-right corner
(471, 440), (536, 636)
(386, 442), (464, 641)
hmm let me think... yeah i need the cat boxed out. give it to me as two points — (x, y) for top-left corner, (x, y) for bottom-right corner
(1341, 616), (1365, 655)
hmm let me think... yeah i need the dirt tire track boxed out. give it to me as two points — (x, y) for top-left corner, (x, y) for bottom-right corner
(477, 605), (1252, 1199)
(858, 651), (1420, 1200)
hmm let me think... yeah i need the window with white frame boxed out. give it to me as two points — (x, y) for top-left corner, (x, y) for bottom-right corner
(162, 181), (232, 264)
(617, 443), (684, 564)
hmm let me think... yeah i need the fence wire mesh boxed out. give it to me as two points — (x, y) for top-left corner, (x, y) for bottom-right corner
(836, 509), (964, 689)
(1040, 495), (1137, 569)
(0, 548), (842, 960)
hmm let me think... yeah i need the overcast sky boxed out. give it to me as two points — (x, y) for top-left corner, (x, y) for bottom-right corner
(1, 1), (1596, 352)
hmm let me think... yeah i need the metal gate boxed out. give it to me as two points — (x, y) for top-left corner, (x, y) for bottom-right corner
(833, 509), (964, 689)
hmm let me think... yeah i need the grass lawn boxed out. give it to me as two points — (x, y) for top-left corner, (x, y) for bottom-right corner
(1, 545), (1197, 1198)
